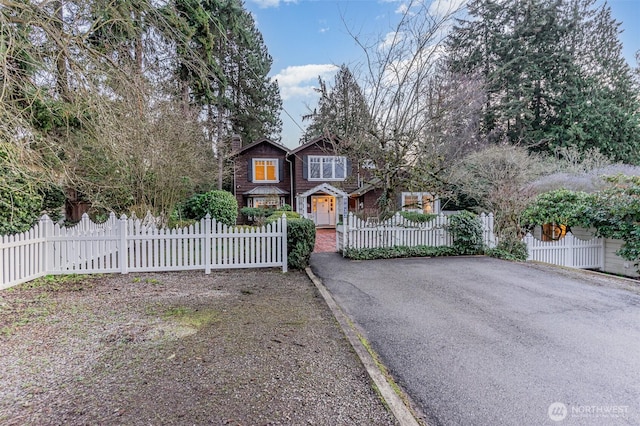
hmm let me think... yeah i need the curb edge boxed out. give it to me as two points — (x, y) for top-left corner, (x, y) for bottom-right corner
(305, 266), (421, 426)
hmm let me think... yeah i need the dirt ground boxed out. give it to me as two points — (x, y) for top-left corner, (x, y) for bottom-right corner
(0, 270), (397, 425)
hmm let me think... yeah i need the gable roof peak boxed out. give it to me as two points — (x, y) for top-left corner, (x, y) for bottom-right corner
(289, 134), (342, 155)
(231, 137), (289, 156)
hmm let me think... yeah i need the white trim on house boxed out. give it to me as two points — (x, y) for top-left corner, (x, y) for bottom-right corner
(252, 158), (279, 183)
(296, 183), (349, 227)
(247, 196), (285, 208)
(401, 192), (440, 214)
(307, 155), (347, 181)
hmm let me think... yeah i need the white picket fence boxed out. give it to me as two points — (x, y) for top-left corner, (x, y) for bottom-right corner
(340, 213), (605, 271)
(1, 213), (288, 290)
(341, 212), (496, 251)
(523, 232), (603, 269)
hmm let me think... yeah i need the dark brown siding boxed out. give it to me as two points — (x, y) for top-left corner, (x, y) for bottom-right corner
(290, 141), (360, 197)
(232, 141), (291, 215)
(362, 188), (384, 211)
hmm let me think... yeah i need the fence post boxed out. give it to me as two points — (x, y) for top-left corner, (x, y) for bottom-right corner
(565, 232), (574, 267)
(39, 214), (53, 274)
(523, 233), (534, 261)
(480, 213), (488, 247)
(119, 214), (128, 274)
(489, 213), (498, 248)
(437, 214), (446, 247)
(342, 213), (349, 256)
(204, 214), (212, 274)
(281, 213), (287, 273)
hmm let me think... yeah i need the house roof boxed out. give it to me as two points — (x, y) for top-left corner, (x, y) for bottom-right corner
(297, 183), (349, 199)
(231, 137), (289, 157)
(288, 134), (341, 156)
(348, 178), (382, 198)
(243, 186), (290, 196)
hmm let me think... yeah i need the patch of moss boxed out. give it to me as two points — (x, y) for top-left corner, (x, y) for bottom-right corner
(21, 274), (95, 292)
(163, 306), (219, 329)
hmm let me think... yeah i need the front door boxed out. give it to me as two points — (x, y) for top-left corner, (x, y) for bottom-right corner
(312, 195), (335, 227)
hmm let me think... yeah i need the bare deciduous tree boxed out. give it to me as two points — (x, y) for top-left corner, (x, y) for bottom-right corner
(343, 0), (474, 215)
(451, 144), (555, 239)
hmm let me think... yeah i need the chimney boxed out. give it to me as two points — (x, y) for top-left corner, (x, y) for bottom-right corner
(231, 134), (242, 153)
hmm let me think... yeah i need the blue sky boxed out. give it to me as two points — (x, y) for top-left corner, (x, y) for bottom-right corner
(244, 0), (640, 147)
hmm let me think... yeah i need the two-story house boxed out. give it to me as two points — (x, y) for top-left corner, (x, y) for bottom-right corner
(230, 134), (439, 227)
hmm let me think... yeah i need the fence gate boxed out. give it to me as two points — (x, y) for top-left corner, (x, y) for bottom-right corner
(523, 232), (603, 269)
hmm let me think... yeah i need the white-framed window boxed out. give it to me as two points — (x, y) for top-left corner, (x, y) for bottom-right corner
(401, 192), (435, 213)
(253, 159), (279, 182)
(247, 196), (283, 208)
(308, 156), (346, 180)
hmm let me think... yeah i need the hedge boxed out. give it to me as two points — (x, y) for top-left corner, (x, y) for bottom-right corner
(285, 218), (316, 269)
(343, 245), (456, 260)
(183, 190), (238, 226)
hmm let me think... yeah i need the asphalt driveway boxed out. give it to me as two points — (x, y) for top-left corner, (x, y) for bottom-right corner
(310, 254), (640, 425)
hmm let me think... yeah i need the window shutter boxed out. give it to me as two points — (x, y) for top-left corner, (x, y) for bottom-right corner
(247, 159), (253, 182)
(279, 159), (284, 182)
(302, 155), (308, 179)
(346, 158), (352, 177)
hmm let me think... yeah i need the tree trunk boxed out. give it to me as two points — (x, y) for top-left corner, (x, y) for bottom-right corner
(217, 104), (225, 190)
(53, 1), (70, 102)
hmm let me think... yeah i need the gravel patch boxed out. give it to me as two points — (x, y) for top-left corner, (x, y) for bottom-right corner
(0, 270), (397, 425)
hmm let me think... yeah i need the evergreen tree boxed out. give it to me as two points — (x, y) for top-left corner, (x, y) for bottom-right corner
(227, 8), (282, 143)
(447, 0), (640, 163)
(301, 65), (373, 155)
(166, 0), (281, 144)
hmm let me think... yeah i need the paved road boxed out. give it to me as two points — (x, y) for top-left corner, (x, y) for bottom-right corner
(310, 254), (640, 425)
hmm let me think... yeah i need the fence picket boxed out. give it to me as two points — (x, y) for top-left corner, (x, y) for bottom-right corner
(344, 212), (466, 251)
(1, 212), (288, 289)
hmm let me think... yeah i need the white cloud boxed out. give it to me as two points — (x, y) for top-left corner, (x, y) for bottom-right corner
(395, 3), (410, 14)
(272, 64), (339, 100)
(378, 31), (405, 51)
(318, 19), (330, 34)
(249, 0), (297, 8)
(428, 0), (468, 18)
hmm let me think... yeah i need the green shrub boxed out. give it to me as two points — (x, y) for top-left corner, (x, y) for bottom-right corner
(586, 176), (640, 267)
(0, 144), (43, 235)
(286, 218), (316, 269)
(0, 186), (42, 235)
(39, 183), (66, 223)
(521, 189), (592, 228)
(486, 238), (528, 261)
(240, 206), (275, 222)
(448, 211), (483, 255)
(523, 179), (640, 271)
(343, 245), (456, 260)
(183, 190), (238, 226)
(399, 211), (437, 223)
(266, 210), (301, 222)
(167, 218), (198, 229)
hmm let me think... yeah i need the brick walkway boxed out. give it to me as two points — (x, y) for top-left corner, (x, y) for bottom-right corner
(314, 229), (337, 253)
